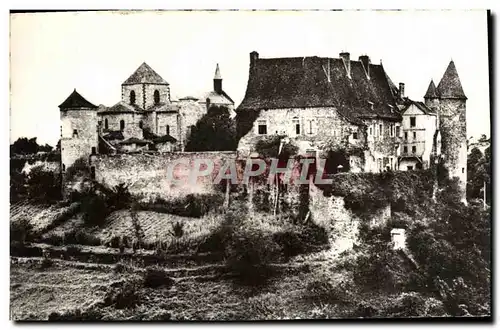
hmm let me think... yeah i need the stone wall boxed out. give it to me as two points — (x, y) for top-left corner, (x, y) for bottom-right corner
(21, 160), (61, 175)
(237, 107), (365, 158)
(439, 99), (467, 194)
(60, 109), (98, 170)
(90, 151), (238, 201)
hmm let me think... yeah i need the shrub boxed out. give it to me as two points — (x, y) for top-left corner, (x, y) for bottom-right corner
(273, 222), (329, 259)
(138, 193), (224, 218)
(40, 257), (53, 270)
(26, 166), (61, 203)
(143, 266), (174, 288)
(48, 308), (104, 321)
(10, 219), (33, 243)
(170, 221), (184, 238)
(224, 217), (283, 285)
(81, 193), (109, 227)
(62, 229), (101, 246)
(102, 281), (141, 310)
(306, 276), (353, 304)
(66, 245), (81, 256)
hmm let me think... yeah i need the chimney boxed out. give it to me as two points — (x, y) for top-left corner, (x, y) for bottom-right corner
(339, 52), (351, 77)
(250, 51), (259, 68)
(213, 63), (222, 94)
(359, 55), (370, 78)
(399, 82), (405, 99)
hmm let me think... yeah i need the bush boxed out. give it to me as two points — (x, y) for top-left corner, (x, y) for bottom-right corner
(65, 245), (81, 256)
(10, 219), (34, 243)
(138, 193), (224, 218)
(306, 275), (354, 304)
(102, 281), (141, 310)
(62, 229), (101, 246)
(48, 308), (104, 321)
(143, 266), (174, 288)
(26, 166), (61, 203)
(224, 215), (283, 285)
(40, 257), (53, 270)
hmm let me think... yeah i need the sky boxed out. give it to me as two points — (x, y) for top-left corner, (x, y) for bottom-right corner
(10, 10), (490, 146)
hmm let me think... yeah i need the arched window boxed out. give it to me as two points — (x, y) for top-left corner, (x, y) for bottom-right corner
(72, 129), (78, 138)
(104, 118), (109, 130)
(139, 121), (143, 129)
(166, 125), (170, 135)
(130, 90), (136, 105)
(154, 90), (160, 104)
(120, 120), (125, 131)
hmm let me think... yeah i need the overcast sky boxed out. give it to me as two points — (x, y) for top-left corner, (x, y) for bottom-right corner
(10, 10), (489, 145)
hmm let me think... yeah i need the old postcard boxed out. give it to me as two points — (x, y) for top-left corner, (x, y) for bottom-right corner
(9, 10), (491, 321)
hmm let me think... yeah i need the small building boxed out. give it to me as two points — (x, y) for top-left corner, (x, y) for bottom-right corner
(398, 100), (438, 170)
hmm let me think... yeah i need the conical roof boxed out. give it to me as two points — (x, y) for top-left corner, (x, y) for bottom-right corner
(122, 62), (169, 85)
(424, 80), (439, 98)
(436, 61), (467, 99)
(214, 63), (222, 80)
(58, 89), (97, 109)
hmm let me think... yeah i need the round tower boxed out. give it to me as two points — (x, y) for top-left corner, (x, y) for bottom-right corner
(435, 61), (467, 199)
(59, 89), (98, 179)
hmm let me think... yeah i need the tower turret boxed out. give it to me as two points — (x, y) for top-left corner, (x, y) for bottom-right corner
(59, 89), (98, 190)
(435, 61), (467, 199)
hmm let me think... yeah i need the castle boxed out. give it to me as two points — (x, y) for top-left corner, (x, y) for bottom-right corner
(58, 51), (467, 197)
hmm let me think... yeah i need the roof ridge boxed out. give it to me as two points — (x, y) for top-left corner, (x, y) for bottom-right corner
(122, 62), (169, 85)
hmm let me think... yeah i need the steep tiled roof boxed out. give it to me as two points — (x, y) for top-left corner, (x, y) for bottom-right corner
(403, 100), (436, 115)
(203, 90), (234, 105)
(122, 62), (169, 85)
(237, 56), (400, 123)
(436, 61), (467, 99)
(424, 80), (438, 99)
(58, 89), (97, 109)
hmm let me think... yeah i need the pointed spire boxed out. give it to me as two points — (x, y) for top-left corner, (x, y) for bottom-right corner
(424, 79), (439, 99)
(214, 63), (222, 80)
(123, 62), (169, 85)
(436, 61), (467, 99)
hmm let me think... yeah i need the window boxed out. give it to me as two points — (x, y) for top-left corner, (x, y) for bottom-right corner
(257, 120), (267, 135)
(403, 146), (408, 154)
(62, 163), (66, 172)
(462, 167), (465, 174)
(404, 132), (408, 140)
(72, 129), (78, 138)
(410, 116), (416, 127)
(390, 124), (394, 137)
(353, 130), (358, 140)
(413, 132), (417, 140)
(396, 126), (400, 137)
(130, 90), (136, 105)
(104, 118), (109, 130)
(166, 125), (170, 135)
(292, 117), (300, 135)
(306, 119), (316, 135)
(90, 166), (96, 180)
(120, 120), (125, 131)
(154, 90), (160, 104)
(407, 166), (413, 171)
(91, 147), (96, 155)
(412, 146), (417, 154)
(379, 124), (383, 136)
(369, 127), (373, 135)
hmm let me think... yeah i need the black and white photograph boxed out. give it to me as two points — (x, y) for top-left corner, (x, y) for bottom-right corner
(8, 9), (491, 321)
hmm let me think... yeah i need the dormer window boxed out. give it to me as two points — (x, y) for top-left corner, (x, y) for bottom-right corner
(154, 90), (160, 104)
(130, 90), (136, 105)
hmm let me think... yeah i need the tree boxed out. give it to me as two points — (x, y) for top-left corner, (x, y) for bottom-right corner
(26, 165), (61, 203)
(185, 106), (237, 151)
(467, 147), (490, 203)
(10, 137), (39, 155)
